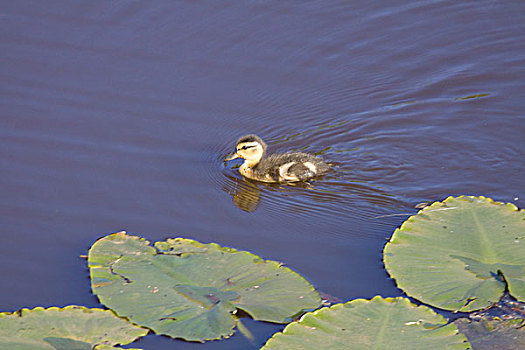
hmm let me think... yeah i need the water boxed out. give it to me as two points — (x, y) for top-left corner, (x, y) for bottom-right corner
(1, 1), (524, 348)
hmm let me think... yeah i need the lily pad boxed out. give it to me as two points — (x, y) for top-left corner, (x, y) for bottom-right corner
(261, 296), (470, 349)
(88, 232), (321, 341)
(0, 305), (148, 350)
(384, 196), (525, 311)
(454, 318), (525, 350)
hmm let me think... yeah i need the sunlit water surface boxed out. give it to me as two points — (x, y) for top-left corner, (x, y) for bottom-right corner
(2, 1), (524, 349)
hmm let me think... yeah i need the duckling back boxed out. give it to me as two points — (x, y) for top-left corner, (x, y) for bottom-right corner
(254, 152), (329, 182)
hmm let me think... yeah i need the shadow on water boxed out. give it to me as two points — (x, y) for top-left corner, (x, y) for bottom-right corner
(222, 164), (404, 215)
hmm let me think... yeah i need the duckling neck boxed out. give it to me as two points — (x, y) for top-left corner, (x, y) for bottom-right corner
(240, 159), (262, 178)
(241, 150), (265, 170)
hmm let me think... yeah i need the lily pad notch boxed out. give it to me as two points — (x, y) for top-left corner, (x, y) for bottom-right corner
(88, 231), (322, 342)
(384, 195), (525, 312)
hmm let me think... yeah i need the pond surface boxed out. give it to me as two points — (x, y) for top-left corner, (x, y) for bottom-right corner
(2, 1), (524, 348)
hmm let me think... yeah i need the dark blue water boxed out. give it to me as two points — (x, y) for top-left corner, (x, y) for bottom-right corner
(2, 1), (524, 348)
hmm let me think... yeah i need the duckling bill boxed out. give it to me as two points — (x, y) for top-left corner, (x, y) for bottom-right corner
(225, 134), (329, 183)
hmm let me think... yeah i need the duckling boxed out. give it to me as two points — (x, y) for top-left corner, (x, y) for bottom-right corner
(225, 134), (329, 183)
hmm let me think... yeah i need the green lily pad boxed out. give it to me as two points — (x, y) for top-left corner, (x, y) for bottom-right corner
(454, 318), (525, 350)
(88, 232), (321, 341)
(0, 305), (148, 350)
(261, 296), (470, 349)
(384, 196), (525, 311)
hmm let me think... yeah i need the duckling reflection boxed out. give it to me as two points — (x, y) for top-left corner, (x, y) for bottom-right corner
(225, 134), (329, 183)
(223, 176), (262, 212)
(223, 174), (315, 212)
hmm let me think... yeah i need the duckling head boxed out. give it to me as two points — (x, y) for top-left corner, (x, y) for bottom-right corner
(225, 134), (267, 166)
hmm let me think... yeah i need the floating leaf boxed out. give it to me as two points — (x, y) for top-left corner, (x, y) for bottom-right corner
(384, 196), (525, 311)
(454, 318), (525, 350)
(0, 305), (147, 350)
(88, 232), (321, 341)
(261, 296), (470, 349)
(455, 93), (490, 101)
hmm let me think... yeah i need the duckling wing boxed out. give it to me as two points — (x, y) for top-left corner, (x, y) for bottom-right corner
(287, 161), (316, 181)
(264, 153), (328, 182)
